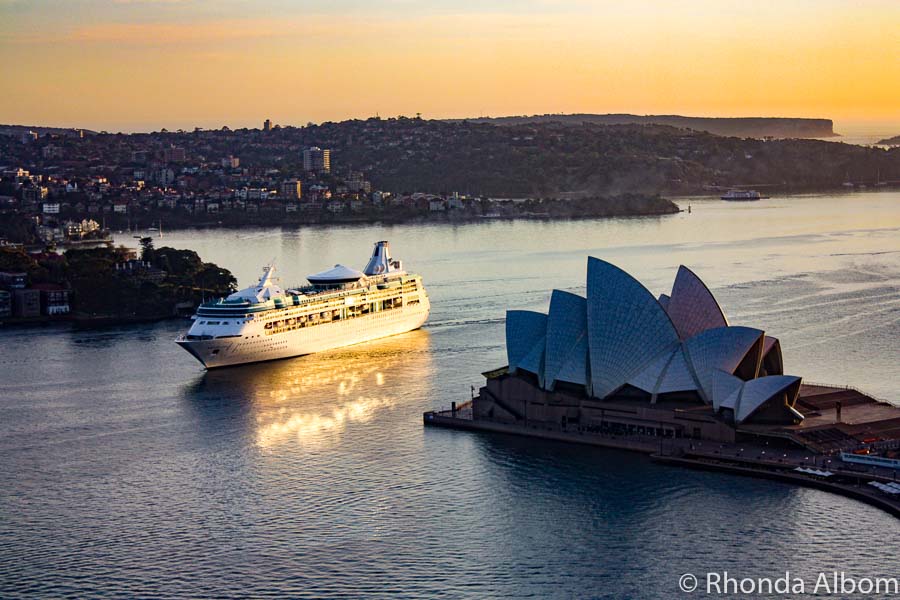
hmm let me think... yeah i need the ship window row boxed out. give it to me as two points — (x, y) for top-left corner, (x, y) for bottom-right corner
(262, 296), (408, 325)
(263, 297), (409, 335)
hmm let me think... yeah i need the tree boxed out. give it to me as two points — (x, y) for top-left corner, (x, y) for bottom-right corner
(139, 237), (155, 262)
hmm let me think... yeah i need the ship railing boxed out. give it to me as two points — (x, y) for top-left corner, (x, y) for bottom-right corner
(285, 273), (405, 297)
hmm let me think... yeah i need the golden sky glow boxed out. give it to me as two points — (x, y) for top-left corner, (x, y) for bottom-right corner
(1, 0), (898, 132)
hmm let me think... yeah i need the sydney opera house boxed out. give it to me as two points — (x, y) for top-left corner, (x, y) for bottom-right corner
(474, 258), (808, 443)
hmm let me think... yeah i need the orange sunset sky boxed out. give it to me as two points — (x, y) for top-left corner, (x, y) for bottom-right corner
(1, 0), (898, 133)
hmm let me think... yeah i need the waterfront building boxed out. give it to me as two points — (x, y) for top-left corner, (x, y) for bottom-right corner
(303, 147), (331, 173)
(425, 258), (900, 516)
(280, 179), (302, 200)
(474, 259), (807, 442)
(32, 284), (70, 315)
(446, 258), (900, 455)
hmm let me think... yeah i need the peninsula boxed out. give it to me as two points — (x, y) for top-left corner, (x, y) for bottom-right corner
(452, 113), (838, 138)
(0, 237), (235, 326)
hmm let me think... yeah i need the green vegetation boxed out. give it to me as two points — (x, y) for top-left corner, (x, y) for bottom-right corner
(0, 242), (235, 322)
(315, 119), (899, 197)
(454, 114), (836, 138)
(0, 214), (39, 245)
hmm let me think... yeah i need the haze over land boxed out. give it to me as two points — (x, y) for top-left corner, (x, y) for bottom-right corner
(1, 0), (897, 133)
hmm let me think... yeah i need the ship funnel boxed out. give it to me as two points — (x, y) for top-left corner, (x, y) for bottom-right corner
(363, 240), (397, 276)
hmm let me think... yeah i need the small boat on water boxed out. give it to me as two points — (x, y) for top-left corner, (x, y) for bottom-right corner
(721, 189), (767, 201)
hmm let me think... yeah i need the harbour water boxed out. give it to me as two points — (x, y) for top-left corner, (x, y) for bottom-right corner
(2, 190), (899, 597)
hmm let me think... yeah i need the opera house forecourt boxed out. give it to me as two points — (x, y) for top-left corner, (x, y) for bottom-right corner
(425, 257), (900, 517)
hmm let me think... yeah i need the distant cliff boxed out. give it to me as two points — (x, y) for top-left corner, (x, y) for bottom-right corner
(0, 124), (94, 137)
(878, 135), (900, 146)
(452, 114), (836, 139)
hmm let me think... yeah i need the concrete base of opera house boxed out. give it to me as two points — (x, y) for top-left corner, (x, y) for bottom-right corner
(423, 376), (900, 518)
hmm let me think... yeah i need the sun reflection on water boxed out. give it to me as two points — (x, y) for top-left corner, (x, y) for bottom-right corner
(231, 329), (433, 449)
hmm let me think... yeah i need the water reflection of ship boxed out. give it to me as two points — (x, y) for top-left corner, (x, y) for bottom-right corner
(182, 329), (432, 448)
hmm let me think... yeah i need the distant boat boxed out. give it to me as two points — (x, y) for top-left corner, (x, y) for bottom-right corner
(721, 189), (767, 201)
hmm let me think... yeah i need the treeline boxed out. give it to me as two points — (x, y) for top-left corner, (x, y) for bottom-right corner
(0, 242), (235, 321)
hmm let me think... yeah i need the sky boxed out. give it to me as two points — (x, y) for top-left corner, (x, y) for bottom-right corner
(1, 0), (898, 133)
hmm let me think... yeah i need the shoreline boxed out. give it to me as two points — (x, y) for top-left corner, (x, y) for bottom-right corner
(1, 313), (187, 329)
(102, 185), (898, 235)
(107, 208), (681, 234)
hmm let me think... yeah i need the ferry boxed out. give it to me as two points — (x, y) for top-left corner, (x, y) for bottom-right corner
(721, 189), (767, 201)
(175, 241), (430, 368)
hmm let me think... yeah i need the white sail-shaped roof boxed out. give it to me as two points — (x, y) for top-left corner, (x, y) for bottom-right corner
(734, 375), (801, 423)
(554, 334), (588, 387)
(710, 369), (745, 410)
(762, 336), (784, 375)
(543, 290), (588, 390)
(683, 326), (764, 404)
(518, 336), (547, 385)
(506, 310), (548, 377)
(658, 293), (671, 312)
(655, 349), (699, 394)
(628, 347), (677, 394)
(499, 258), (803, 427)
(587, 258), (681, 399)
(666, 265), (728, 340)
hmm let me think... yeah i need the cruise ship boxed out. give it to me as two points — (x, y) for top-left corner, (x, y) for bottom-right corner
(176, 241), (430, 368)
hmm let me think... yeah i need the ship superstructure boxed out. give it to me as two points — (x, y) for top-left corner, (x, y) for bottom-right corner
(721, 189), (766, 201)
(176, 241), (430, 368)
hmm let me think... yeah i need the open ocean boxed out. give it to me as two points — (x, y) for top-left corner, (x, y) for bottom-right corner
(2, 190), (899, 598)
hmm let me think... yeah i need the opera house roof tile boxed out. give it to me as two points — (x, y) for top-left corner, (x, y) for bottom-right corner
(586, 258), (681, 399)
(506, 310), (547, 380)
(665, 265), (728, 340)
(544, 290), (589, 389)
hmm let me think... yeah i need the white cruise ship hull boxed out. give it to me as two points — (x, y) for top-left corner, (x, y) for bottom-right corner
(177, 302), (429, 369)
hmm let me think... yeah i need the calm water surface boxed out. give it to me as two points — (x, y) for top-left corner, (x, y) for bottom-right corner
(2, 191), (899, 598)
